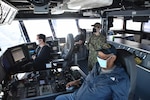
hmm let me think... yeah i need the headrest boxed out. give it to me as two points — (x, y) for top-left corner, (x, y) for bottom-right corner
(116, 49), (136, 77)
(116, 49), (137, 100)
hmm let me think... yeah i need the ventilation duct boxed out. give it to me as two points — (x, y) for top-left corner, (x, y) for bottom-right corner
(67, 0), (113, 10)
(28, 0), (50, 6)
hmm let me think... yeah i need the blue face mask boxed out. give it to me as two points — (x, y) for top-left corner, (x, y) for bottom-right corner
(97, 56), (112, 68)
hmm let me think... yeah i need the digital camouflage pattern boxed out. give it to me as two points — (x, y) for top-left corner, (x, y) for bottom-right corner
(87, 34), (106, 71)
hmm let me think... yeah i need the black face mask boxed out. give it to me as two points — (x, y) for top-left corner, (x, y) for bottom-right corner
(92, 28), (96, 33)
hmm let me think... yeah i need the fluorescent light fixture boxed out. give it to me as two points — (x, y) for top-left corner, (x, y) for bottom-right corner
(51, 4), (79, 15)
(51, 7), (64, 15)
(67, 0), (113, 10)
(68, 5), (81, 10)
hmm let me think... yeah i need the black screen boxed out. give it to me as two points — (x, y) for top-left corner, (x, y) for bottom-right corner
(27, 42), (37, 50)
(26, 42), (37, 59)
(46, 40), (59, 53)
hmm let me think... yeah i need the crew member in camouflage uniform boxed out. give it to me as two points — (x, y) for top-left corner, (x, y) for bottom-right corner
(87, 22), (106, 71)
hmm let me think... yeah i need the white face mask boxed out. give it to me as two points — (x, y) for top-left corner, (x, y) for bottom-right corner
(97, 56), (112, 68)
(36, 39), (42, 45)
(36, 40), (39, 45)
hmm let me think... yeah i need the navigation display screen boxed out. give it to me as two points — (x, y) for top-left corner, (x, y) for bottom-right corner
(11, 47), (25, 62)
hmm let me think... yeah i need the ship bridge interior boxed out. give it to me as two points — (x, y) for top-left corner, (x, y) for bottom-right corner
(0, 0), (150, 100)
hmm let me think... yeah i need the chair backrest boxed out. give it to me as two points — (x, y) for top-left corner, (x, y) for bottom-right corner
(61, 34), (74, 59)
(61, 34), (74, 68)
(116, 49), (137, 100)
(81, 29), (86, 43)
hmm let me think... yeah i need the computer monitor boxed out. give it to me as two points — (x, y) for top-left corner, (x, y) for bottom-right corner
(1, 49), (12, 73)
(2, 44), (30, 74)
(143, 20), (150, 33)
(25, 42), (37, 59)
(11, 47), (25, 63)
(58, 38), (66, 44)
(46, 40), (59, 53)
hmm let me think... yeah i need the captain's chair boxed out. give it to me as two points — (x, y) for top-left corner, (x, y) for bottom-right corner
(61, 34), (75, 69)
(116, 49), (137, 100)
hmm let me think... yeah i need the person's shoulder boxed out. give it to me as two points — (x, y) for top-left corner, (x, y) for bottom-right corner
(115, 64), (125, 70)
(43, 45), (51, 49)
(114, 65), (129, 76)
(93, 62), (100, 70)
(99, 33), (106, 38)
(90, 34), (95, 37)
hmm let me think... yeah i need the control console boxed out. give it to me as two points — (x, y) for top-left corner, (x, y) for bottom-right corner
(3, 67), (82, 100)
(109, 40), (150, 69)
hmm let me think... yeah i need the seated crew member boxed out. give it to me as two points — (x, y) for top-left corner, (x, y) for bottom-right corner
(74, 28), (86, 52)
(55, 43), (130, 100)
(74, 28), (86, 45)
(32, 34), (51, 70)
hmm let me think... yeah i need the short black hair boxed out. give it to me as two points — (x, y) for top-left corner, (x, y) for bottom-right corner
(37, 34), (46, 42)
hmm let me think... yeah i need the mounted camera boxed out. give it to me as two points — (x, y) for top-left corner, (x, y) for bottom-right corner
(28, 0), (50, 14)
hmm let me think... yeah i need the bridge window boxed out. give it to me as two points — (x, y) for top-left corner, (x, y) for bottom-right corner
(126, 20), (142, 31)
(78, 19), (101, 32)
(23, 20), (53, 42)
(109, 18), (124, 31)
(0, 21), (25, 55)
(51, 19), (78, 38)
(143, 20), (150, 33)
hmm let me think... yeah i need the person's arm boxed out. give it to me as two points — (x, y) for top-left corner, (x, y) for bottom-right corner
(86, 35), (92, 50)
(75, 40), (83, 45)
(33, 46), (51, 65)
(66, 79), (81, 88)
(38, 46), (50, 59)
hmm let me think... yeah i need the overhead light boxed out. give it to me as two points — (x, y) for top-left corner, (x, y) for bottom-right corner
(83, 11), (100, 17)
(51, 3), (79, 15)
(67, 5), (81, 10)
(51, 6), (64, 15)
(67, 0), (113, 10)
(51, 10), (64, 15)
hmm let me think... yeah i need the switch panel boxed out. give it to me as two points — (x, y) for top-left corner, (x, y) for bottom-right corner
(109, 41), (150, 69)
